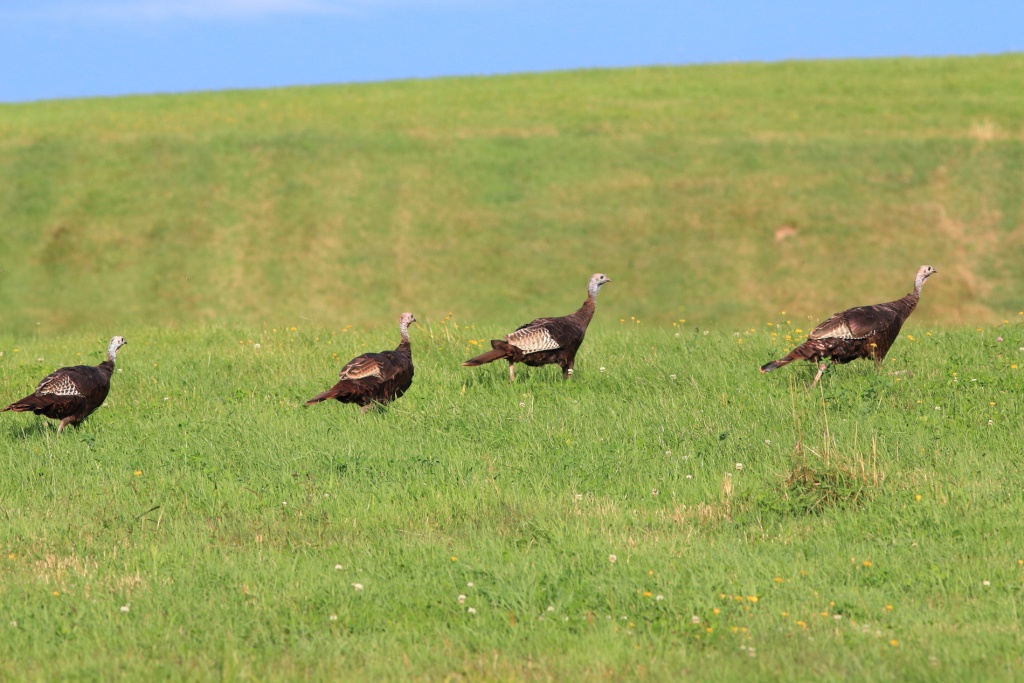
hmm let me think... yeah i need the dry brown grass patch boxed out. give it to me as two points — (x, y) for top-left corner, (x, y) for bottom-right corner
(32, 554), (97, 586)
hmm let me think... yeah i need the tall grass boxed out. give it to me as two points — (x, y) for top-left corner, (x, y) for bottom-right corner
(1, 319), (1022, 680)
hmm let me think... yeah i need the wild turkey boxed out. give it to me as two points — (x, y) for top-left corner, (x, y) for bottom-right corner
(760, 265), (936, 385)
(462, 273), (611, 381)
(2, 336), (127, 432)
(305, 312), (415, 412)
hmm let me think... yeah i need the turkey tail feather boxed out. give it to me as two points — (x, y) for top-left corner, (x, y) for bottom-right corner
(462, 348), (508, 367)
(2, 397), (40, 413)
(761, 340), (821, 373)
(759, 358), (791, 373)
(304, 388), (339, 406)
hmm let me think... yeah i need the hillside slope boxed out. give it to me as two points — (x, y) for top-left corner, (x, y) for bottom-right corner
(1, 54), (1022, 334)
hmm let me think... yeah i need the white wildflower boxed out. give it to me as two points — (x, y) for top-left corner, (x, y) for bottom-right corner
(119, 605), (130, 613)
(735, 463), (744, 471)
(608, 554), (617, 563)
(467, 607), (477, 615)
(458, 594), (466, 604)
(352, 583), (364, 592)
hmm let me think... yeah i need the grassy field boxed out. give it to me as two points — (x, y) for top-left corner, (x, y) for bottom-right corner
(1, 319), (1022, 681)
(2, 54), (1023, 680)
(1, 54), (1024, 335)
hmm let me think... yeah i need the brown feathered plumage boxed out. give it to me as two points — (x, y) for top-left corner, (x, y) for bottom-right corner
(462, 273), (611, 381)
(305, 313), (415, 412)
(760, 266), (936, 384)
(2, 336), (127, 432)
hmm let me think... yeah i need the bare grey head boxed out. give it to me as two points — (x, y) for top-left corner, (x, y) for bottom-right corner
(107, 335), (127, 362)
(399, 312), (416, 341)
(914, 265), (937, 293)
(587, 273), (612, 298)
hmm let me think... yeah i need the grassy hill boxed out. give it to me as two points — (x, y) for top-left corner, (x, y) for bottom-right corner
(2, 54), (1023, 335)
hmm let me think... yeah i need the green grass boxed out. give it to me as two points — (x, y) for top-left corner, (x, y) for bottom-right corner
(2, 53), (1024, 680)
(2, 54), (1024, 335)
(2, 320), (1023, 680)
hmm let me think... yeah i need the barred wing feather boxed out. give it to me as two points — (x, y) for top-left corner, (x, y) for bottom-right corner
(338, 356), (384, 381)
(810, 305), (900, 341)
(36, 372), (86, 397)
(506, 324), (563, 354)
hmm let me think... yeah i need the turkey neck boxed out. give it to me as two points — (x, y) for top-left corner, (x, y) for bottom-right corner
(97, 358), (116, 378)
(569, 290), (600, 329)
(99, 341), (120, 376)
(884, 288), (921, 322)
(396, 322), (412, 353)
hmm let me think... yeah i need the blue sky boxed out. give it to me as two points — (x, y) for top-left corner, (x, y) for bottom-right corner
(2, 0), (1022, 102)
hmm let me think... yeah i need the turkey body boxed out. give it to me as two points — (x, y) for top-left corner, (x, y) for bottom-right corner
(305, 313), (415, 412)
(2, 336), (127, 432)
(463, 273), (611, 380)
(760, 266), (936, 383)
